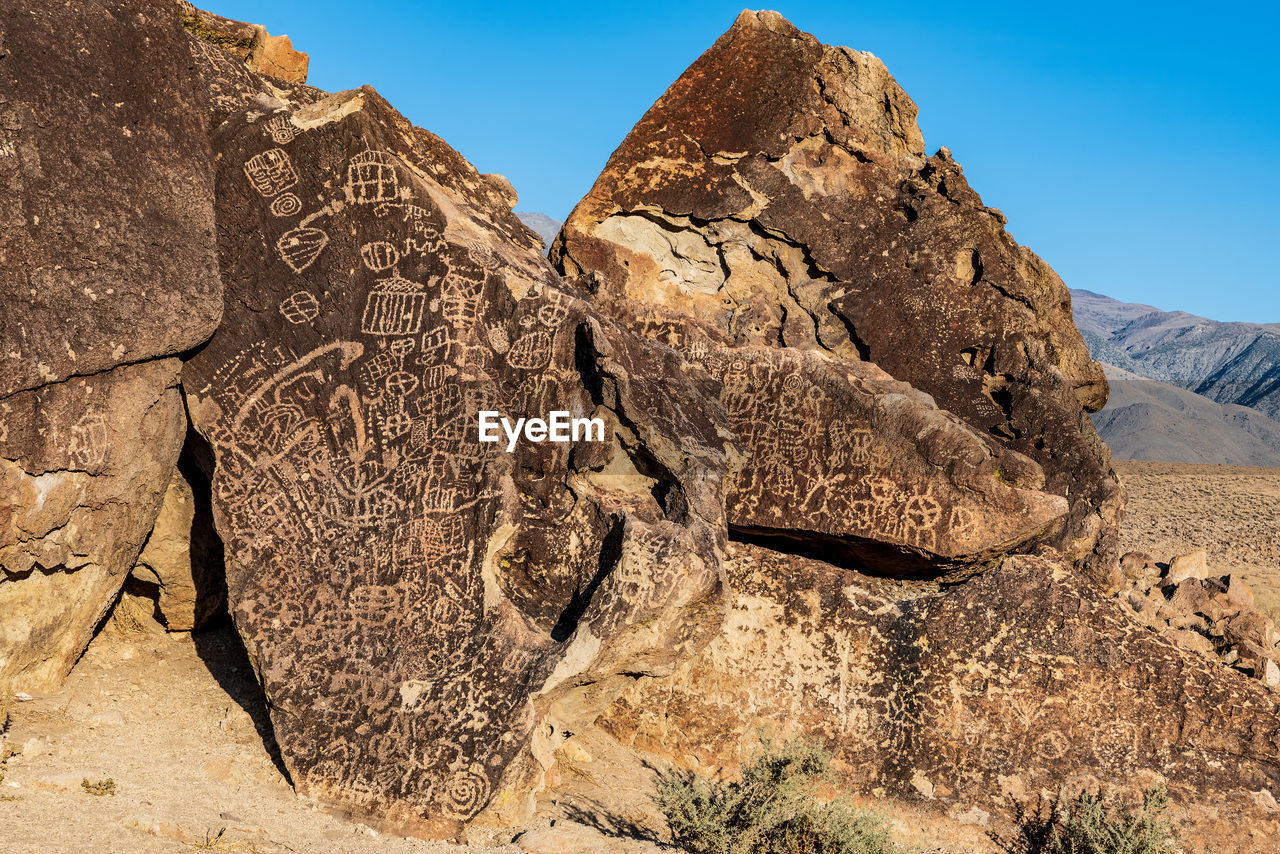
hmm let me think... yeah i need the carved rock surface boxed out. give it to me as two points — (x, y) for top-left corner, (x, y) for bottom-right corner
(182, 85), (733, 837)
(608, 307), (1068, 575)
(0, 360), (185, 691)
(554, 10), (1123, 585)
(600, 544), (1280, 850)
(0, 0), (223, 693)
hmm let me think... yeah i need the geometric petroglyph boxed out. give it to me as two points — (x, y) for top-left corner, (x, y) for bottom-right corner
(279, 291), (322, 325)
(505, 330), (552, 370)
(346, 149), (400, 205)
(278, 226), (330, 274)
(271, 192), (303, 217)
(360, 241), (400, 272)
(244, 148), (299, 197)
(362, 276), (429, 336)
(64, 412), (110, 469)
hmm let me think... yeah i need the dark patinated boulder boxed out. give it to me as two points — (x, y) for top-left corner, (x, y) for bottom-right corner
(553, 10), (1123, 586)
(0, 0), (222, 693)
(598, 303), (1068, 576)
(182, 85), (734, 837)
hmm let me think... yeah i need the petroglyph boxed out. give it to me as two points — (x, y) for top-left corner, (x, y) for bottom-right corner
(184, 91), (732, 837)
(244, 148), (299, 197)
(278, 224), (329, 273)
(270, 192), (303, 217)
(264, 113), (298, 144)
(279, 291), (321, 324)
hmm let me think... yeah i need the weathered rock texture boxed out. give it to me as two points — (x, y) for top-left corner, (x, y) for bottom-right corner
(553, 10), (1123, 586)
(178, 3), (310, 84)
(0, 0), (222, 396)
(610, 307), (1068, 575)
(181, 79), (735, 837)
(600, 544), (1280, 846)
(129, 463), (226, 632)
(1119, 549), (1280, 688)
(0, 360), (185, 690)
(0, 0), (224, 693)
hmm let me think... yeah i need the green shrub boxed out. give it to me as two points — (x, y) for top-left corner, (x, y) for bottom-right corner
(653, 737), (890, 854)
(81, 777), (116, 796)
(1017, 787), (1179, 854)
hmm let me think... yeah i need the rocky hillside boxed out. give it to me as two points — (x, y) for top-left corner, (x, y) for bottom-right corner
(1073, 288), (1280, 419)
(1093, 362), (1280, 465)
(4, 4), (1280, 852)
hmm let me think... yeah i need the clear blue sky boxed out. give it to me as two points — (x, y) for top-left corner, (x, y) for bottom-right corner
(210, 1), (1279, 323)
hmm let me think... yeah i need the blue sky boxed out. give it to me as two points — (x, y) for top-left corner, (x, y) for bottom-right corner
(210, 1), (1279, 323)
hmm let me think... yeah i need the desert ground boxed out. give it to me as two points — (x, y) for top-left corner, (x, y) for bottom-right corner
(2, 460), (1275, 854)
(1114, 461), (1280, 619)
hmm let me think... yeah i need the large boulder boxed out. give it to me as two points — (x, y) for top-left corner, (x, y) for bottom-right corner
(604, 306), (1068, 575)
(181, 85), (735, 837)
(0, 360), (185, 691)
(0, 0), (223, 693)
(553, 10), (1123, 586)
(600, 544), (1280, 849)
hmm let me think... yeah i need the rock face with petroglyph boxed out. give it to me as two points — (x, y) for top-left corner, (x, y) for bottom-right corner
(553, 10), (1123, 586)
(0, 0), (222, 693)
(182, 84), (734, 837)
(598, 545), (1280, 846)
(603, 307), (1068, 575)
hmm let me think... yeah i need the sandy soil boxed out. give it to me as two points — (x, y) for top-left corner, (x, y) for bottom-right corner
(1114, 460), (1280, 618)
(0, 620), (514, 854)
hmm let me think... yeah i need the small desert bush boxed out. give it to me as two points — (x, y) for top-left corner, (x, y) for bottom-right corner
(654, 737), (890, 854)
(81, 777), (116, 796)
(1017, 787), (1178, 854)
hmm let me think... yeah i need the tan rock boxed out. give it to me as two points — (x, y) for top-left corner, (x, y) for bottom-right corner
(1120, 551), (1161, 589)
(247, 31), (308, 84)
(1169, 628), (1215, 657)
(0, 361), (186, 694)
(1228, 574), (1258, 609)
(599, 546), (1280, 851)
(178, 4), (309, 84)
(1168, 548), (1210, 583)
(1264, 659), (1280, 689)
(130, 466), (225, 631)
(1167, 579), (1211, 619)
(1228, 612), (1280, 651)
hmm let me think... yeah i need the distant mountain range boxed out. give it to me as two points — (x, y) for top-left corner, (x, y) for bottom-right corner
(506, 222), (1280, 466)
(1092, 362), (1280, 466)
(514, 211), (561, 254)
(1072, 290), (1280, 466)
(1072, 289), (1280, 420)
